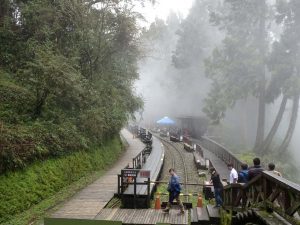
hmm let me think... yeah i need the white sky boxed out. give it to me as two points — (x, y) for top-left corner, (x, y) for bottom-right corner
(136, 0), (195, 25)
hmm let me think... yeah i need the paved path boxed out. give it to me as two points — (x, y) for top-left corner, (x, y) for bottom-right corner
(51, 129), (144, 219)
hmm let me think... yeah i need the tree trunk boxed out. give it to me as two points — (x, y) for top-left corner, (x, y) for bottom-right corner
(254, 78), (266, 153)
(262, 95), (288, 152)
(254, 0), (267, 154)
(279, 94), (300, 152)
(0, 1), (10, 25)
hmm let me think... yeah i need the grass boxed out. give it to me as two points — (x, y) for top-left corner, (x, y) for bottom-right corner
(0, 137), (124, 225)
(152, 169), (211, 209)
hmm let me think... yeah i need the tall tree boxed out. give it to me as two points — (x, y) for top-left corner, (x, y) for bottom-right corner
(204, 0), (271, 153)
(267, 0), (300, 152)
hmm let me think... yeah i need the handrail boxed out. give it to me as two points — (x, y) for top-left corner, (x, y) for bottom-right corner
(200, 136), (243, 171)
(223, 171), (300, 222)
(132, 145), (151, 169)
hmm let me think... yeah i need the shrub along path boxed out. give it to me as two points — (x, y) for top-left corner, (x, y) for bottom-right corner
(50, 129), (144, 220)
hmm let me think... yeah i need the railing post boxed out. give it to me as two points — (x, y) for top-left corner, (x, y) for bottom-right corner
(147, 177), (151, 208)
(134, 177), (137, 209)
(283, 191), (291, 212)
(118, 174), (121, 195)
(263, 176), (269, 209)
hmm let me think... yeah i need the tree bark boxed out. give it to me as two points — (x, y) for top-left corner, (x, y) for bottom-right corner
(254, 0), (267, 154)
(254, 77), (266, 153)
(262, 95), (288, 152)
(0, 1), (9, 23)
(279, 94), (300, 152)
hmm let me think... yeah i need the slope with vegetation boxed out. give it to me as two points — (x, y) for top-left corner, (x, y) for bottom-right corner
(0, 0), (145, 223)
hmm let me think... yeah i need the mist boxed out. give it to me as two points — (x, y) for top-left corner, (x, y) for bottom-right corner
(135, 0), (300, 182)
(135, 0), (222, 122)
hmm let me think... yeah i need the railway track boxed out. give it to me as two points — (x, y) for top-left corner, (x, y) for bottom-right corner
(157, 136), (201, 203)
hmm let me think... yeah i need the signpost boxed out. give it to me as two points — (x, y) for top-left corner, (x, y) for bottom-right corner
(121, 169), (139, 177)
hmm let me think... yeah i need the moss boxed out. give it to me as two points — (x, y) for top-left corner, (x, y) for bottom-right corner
(220, 208), (232, 225)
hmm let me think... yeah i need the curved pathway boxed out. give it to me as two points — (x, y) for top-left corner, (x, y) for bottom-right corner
(51, 129), (144, 219)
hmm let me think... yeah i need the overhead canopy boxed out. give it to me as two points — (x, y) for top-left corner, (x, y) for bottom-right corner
(156, 116), (175, 125)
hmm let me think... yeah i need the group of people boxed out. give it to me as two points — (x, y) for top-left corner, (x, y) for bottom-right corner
(211, 157), (282, 207)
(162, 158), (282, 214)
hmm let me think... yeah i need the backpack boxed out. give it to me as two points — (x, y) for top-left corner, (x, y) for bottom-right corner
(238, 170), (249, 183)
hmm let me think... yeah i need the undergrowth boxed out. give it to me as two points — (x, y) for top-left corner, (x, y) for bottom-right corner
(0, 137), (123, 224)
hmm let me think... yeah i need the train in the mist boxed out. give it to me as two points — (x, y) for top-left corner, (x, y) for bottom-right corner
(167, 116), (209, 142)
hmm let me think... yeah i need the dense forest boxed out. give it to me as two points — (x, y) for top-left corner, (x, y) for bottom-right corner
(0, 0), (144, 173)
(0, 1), (147, 223)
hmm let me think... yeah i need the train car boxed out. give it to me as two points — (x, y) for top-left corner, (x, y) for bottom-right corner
(169, 131), (181, 142)
(176, 116), (209, 139)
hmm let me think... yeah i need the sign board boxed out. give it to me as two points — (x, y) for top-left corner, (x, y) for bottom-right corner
(139, 170), (150, 178)
(121, 169), (139, 177)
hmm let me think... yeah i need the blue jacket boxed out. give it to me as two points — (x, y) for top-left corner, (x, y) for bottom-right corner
(238, 170), (249, 183)
(168, 174), (181, 193)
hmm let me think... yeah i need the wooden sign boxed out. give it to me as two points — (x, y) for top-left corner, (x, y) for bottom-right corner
(139, 170), (150, 178)
(122, 169), (138, 177)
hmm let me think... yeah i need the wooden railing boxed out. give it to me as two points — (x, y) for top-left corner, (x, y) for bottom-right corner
(117, 169), (151, 208)
(132, 145), (152, 169)
(223, 171), (300, 221)
(200, 136), (243, 170)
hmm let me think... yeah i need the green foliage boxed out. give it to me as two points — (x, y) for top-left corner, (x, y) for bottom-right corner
(204, 0), (270, 123)
(220, 208), (232, 225)
(0, 0), (143, 173)
(238, 152), (257, 165)
(0, 137), (123, 224)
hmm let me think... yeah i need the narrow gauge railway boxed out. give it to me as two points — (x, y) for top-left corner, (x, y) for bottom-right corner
(157, 137), (202, 203)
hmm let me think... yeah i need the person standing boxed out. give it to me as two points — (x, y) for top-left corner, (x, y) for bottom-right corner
(210, 168), (223, 207)
(248, 158), (264, 180)
(227, 163), (238, 184)
(163, 168), (185, 214)
(268, 163), (282, 177)
(238, 163), (249, 183)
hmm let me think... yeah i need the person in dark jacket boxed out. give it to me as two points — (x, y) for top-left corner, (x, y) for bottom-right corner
(210, 168), (223, 207)
(163, 168), (184, 214)
(248, 158), (264, 180)
(238, 163), (249, 183)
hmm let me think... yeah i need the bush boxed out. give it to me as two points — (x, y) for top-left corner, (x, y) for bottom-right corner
(0, 137), (123, 223)
(0, 121), (89, 173)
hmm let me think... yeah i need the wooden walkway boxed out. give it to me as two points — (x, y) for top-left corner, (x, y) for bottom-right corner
(51, 129), (145, 219)
(95, 208), (188, 225)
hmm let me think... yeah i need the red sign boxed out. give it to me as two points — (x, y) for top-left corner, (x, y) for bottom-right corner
(139, 170), (150, 178)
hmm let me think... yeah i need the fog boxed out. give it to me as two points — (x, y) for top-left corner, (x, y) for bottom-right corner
(135, 0), (300, 182)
